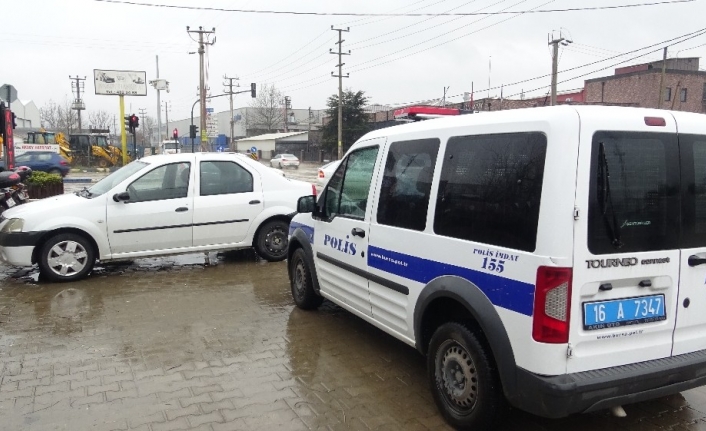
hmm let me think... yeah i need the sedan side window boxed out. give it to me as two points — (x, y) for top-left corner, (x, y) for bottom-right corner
(323, 146), (379, 219)
(128, 162), (190, 203)
(200, 161), (254, 196)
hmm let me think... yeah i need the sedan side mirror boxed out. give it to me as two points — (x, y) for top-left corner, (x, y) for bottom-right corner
(113, 191), (130, 202)
(297, 195), (316, 213)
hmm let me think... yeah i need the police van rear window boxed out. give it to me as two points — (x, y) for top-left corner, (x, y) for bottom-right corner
(434, 132), (547, 252)
(587, 131), (679, 255)
(678, 134), (706, 249)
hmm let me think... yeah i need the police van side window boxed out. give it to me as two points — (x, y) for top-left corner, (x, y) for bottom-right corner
(678, 134), (706, 248)
(587, 132), (679, 254)
(434, 132), (547, 252)
(377, 139), (440, 231)
(323, 146), (379, 220)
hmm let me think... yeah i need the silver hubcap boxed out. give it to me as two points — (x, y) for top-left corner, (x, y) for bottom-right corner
(440, 341), (478, 410)
(46, 240), (89, 277)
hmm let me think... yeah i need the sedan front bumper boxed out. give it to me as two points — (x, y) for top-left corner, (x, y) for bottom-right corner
(0, 231), (46, 266)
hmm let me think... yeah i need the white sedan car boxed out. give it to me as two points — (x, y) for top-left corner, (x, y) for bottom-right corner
(0, 153), (315, 282)
(270, 154), (300, 169)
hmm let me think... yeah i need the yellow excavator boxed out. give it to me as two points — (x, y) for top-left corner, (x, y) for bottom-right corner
(68, 133), (127, 168)
(25, 130), (73, 163)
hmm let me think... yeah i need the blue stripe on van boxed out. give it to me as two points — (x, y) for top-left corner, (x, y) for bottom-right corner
(367, 245), (535, 316)
(289, 221), (315, 243)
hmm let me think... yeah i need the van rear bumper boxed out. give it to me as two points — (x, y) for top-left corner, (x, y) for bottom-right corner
(511, 349), (706, 418)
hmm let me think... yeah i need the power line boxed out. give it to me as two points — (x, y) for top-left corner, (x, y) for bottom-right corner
(92, 0), (698, 16)
(379, 27), (706, 107)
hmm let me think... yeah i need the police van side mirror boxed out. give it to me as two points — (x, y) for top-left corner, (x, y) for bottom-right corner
(297, 195), (316, 213)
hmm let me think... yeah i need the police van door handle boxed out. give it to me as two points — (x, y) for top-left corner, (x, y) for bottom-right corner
(688, 255), (706, 267)
(351, 228), (366, 238)
(175, 207), (189, 212)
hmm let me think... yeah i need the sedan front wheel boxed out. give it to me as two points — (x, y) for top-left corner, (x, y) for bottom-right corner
(38, 233), (95, 282)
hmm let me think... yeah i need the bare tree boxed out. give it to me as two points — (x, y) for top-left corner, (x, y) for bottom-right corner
(247, 84), (284, 134)
(139, 116), (157, 146)
(40, 98), (78, 135)
(88, 110), (112, 131)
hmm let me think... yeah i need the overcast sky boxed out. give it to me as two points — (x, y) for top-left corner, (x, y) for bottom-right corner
(3, 0), (705, 126)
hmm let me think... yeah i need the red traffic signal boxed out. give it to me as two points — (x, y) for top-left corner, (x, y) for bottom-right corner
(172, 128), (178, 140)
(130, 115), (139, 130)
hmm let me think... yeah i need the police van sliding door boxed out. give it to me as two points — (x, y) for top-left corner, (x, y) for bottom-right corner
(313, 141), (383, 318)
(673, 126), (706, 355)
(570, 118), (681, 374)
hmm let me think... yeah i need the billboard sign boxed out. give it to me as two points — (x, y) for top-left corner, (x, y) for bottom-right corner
(15, 143), (60, 156)
(206, 114), (219, 138)
(94, 69), (147, 96)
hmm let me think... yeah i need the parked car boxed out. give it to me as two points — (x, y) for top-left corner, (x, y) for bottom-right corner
(288, 105), (706, 429)
(316, 160), (341, 187)
(0, 152), (316, 282)
(13, 152), (70, 177)
(270, 154), (300, 169)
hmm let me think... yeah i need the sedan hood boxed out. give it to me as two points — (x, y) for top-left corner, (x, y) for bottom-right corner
(4, 193), (98, 219)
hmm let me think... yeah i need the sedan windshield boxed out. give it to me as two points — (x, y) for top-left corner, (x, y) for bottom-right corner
(87, 161), (148, 197)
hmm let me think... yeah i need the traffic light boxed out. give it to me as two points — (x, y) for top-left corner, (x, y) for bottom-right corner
(172, 128), (178, 141)
(124, 115), (131, 133)
(131, 115), (139, 130)
(251, 83), (256, 98)
(189, 124), (198, 139)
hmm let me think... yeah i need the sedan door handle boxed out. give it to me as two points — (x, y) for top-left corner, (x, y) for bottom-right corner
(351, 227), (366, 238)
(175, 207), (189, 212)
(689, 255), (706, 267)
(249, 200), (261, 205)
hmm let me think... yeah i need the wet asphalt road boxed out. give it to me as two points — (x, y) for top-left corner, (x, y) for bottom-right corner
(3, 163), (706, 430)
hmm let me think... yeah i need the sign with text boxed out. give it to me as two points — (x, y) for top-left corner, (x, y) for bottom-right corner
(15, 143), (60, 156)
(94, 69), (147, 96)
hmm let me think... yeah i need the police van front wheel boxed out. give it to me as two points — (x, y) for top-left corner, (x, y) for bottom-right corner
(428, 322), (505, 430)
(290, 248), (323, 310)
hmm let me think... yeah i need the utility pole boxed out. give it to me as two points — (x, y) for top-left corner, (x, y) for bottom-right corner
(307, 107), (312, 153)
(162, 101), (170, 141)
(156, 55), (162, 142)
(283, 96), (291, 132)
(138, 108), (147, 145)
(442, 86), (450, 107)
(548, 31), (572, 106)
(657, 47), (668, 109)
(331, 26), (350, 160)
(113, 115), (117, 144)
(223, 74), (239, 150)
(70, 75), (86, 132)
(187, 26), (216, 152)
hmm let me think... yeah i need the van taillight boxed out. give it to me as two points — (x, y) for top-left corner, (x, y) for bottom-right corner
(532, 266), (572, 344)
(644, 117), (666, 127)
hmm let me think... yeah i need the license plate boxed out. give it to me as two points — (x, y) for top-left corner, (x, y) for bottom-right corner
(5, 198), (15, 208)
(17, 192), (27, 201)
(583, 294), (666, 330)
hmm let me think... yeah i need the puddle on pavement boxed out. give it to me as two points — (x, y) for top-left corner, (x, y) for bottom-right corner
(3, 250), (706, 430)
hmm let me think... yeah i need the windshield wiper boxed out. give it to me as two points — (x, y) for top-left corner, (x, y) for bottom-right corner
(75, 187), (93, 198)
(597, 142), (623, 249)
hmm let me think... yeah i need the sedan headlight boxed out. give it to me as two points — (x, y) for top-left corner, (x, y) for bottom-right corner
(1, 218), (24, 233)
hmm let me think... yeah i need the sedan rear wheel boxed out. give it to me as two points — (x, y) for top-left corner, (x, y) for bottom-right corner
(39, 233), (95, 282)
(254, 219), (289, 261)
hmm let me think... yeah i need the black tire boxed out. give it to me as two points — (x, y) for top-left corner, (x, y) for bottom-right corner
(38, 233), (95, 282)
(428, 322), (505, 430)
(289, 248), (323, 309)
(254, 219), (289, 262)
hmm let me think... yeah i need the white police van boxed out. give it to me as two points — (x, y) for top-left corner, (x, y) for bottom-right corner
(287, 105), (706, 429)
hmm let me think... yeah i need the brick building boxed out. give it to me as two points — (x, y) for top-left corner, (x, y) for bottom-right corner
(584, 57), (706, 113)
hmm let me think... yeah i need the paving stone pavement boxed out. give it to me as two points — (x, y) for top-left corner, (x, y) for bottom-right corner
(4, 198), (706, 429)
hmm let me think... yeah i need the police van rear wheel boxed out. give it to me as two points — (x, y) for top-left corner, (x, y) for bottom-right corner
(290, 248), (323, 310)
(428, 322), (504, 430)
